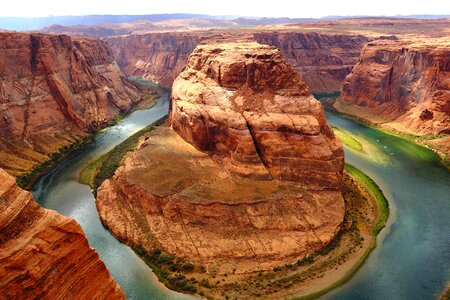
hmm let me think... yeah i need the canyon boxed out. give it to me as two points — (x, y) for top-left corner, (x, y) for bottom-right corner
(105, 31), (370, 93)
(0, 32), (141, 177)
(0, 168), (125, 299)
(336, 38), (450, 157)
(0, 15), (448, 300)
(96, 42), (350, 297)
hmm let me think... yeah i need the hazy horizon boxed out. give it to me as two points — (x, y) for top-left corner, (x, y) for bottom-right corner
(1, 0), (449, 18)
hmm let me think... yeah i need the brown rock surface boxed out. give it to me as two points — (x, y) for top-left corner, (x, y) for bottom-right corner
(97, 42), (345, 274)
(0, 32), (141, 176)
(170, 42), (344, 188)
(0, 168), (125, 299)
(338, 39), (450, 136)
(105, 31), (370, 93)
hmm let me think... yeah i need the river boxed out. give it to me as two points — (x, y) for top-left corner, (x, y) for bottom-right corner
(31, 81), (450, 299)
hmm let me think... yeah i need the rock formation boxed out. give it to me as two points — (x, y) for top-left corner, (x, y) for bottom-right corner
(97, 42), (345, 275)
(0, 168), (125, 299)
(105, 31), (370, 93)
(338, 39), (450, 136)
(170, 42), (344, 188)
(0, 32), (141, 176)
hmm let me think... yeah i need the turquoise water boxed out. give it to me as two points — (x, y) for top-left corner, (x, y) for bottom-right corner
(32, 82), (195, 300)
(30, 84), (450, 299)
(322, 113), (450, 300)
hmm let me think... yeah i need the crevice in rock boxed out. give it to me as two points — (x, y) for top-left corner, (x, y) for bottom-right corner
(242, 113), (272, 179)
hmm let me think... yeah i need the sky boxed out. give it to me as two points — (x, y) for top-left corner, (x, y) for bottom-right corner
(1, 0), (449, 18)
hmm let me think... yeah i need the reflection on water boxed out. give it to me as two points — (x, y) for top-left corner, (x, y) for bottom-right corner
(32, 82), (196, 300)
(323, 113), (450, 300)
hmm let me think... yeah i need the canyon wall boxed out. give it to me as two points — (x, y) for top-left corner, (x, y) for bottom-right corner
(0, 168), (125, 299)
(252, 32), (370, 93)
(97, 42), (345, 275)
(338, 39), (450, 136)
(105, 31), (370, 93)
(0, 32), (141, 176)
(106, 32), (199, 88)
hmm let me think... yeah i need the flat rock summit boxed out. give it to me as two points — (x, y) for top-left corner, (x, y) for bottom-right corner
(97, 42), (345, 273)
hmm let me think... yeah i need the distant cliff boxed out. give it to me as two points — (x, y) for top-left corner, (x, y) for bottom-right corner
(0, 168), (125, 299)
(253, 32), (370, 93)
(105, 31), (370, 93)
(0, 32), (141, 176)
(338, 39), (450, 136)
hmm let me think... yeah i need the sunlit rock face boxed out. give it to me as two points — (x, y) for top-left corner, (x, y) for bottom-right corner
(0, 168), (125, 299)
(170, 42), (344, 189)
(340, 39), (450, 136)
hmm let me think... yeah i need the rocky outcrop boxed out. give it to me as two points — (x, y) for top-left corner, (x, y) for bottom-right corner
(0, 32), (141, 176)
(170, 42), (344, 188)
(338, 39), (450, 136)
(105, 31), (370, 93)
(0, 168), (125, 299)
(97, 42), (345, 275)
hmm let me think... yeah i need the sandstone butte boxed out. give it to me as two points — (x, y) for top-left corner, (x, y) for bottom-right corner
(0, 32), (141, 176)
(97, 42), (345, 274)
(0, 168), (125, 299)
(105, 31), (370, 93)
(337, 38), (450, 155)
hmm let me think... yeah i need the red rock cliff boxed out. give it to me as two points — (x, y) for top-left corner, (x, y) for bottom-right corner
(0, 168), (125, 299)
(105, 31), (370, 93)
(170, 42), (344, 189)
(0, 32), (141, 176)
(339, 39), (450, 136)
(106, 32), (199, 87)
(253, 32), (371, 93)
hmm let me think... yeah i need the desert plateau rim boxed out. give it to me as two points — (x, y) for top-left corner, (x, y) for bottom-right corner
(1, 3), (450, 300)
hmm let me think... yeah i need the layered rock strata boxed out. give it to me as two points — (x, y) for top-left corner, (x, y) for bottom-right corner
(97, 42), (345, 274)
(170, 42), (344, 188)
(0, 32), (141, 176)
(0, 168), (125, 299)
(339, 39), (450, 136)
(105, 31), (370, 93)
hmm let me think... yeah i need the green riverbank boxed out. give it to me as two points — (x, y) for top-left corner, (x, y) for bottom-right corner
(79, 116), (167, 190)
(16, 78), (160, 190)
(298, 163), (389, 300)
(331, 100), (450, 170)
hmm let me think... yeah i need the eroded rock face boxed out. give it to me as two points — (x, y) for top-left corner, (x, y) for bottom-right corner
(339, 39), (450, 136)
(0, 169), (124, 299)
(170, 42), (344, 189)
(105, 31), (370, 93)
(253, 32), (370, 93)
(106, 33), (199, 88)
(97, 42), (345, 274)
(0, 32), (141, 176)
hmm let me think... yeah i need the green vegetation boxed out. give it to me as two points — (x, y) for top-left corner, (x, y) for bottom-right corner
(344, 164), (389, 235)
(16, 136), (95, 189)
(132, 246), (198, 294)
(295, 164), (389, 300)
(331, 126), (363, 151)
(80, 125), (156, 190)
